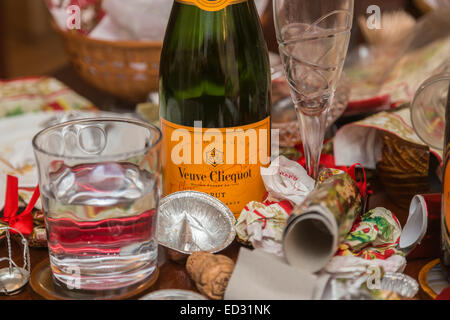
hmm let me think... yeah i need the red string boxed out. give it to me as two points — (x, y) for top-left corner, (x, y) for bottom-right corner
(346, 163), (368, 198)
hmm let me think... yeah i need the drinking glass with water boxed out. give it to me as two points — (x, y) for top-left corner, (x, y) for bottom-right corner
(33, 118), (161, 291)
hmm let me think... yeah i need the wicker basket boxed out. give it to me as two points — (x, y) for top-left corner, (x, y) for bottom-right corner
(377, 132), (431, 209)
(53, 21), (162, 103)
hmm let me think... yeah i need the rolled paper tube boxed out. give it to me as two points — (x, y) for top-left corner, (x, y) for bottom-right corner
(283, 172), (362, 273)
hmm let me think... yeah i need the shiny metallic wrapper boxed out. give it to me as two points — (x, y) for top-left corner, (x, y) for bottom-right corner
(158, 191), (236, 255)
(379, 272), (419, 298)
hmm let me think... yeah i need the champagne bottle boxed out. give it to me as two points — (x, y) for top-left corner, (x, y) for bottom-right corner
(442, 82), (450, 281)
(159, 0), (271, 217)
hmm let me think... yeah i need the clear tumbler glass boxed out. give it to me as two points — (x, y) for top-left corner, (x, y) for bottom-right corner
(33, 118), (161, 291)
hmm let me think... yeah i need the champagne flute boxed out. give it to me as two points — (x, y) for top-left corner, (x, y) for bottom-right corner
(273, 0), (353, 180)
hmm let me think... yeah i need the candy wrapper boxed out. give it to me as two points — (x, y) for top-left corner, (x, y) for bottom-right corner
(336, 207), (403, 260)
(324, 207), (406, 278)
(260, 156), (315, 206)
(234, 156), (311, 255)
(235, 196), (293, 256)
(283, 169), (362, 273)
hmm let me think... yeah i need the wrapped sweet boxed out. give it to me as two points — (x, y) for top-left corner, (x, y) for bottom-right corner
(235, 196), (293, 256)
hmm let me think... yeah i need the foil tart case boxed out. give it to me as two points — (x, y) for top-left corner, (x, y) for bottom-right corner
(380, 272), (419, 298)
(140, 289), (206, 300)
(157, 191), (236, 255)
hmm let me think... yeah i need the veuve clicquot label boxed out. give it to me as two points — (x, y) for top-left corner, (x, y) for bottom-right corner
(161, 117), (270, 216)
(175, 0), (247, 12)
(159, 0), (271, 217)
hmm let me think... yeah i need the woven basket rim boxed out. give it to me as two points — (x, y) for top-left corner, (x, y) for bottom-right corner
(51, 20), (163, 48)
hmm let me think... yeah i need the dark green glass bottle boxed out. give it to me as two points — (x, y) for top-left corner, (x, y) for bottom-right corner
(159, 0), (271, 216)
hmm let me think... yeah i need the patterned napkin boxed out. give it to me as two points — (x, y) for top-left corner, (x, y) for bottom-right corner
(334, 107), (443, 169)
(0, 77), (95, 116)
(0, 77), (95, 208)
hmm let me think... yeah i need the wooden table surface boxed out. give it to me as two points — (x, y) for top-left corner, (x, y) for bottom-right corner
(0, 183), (434, 300)
(0, 65), (438, 300)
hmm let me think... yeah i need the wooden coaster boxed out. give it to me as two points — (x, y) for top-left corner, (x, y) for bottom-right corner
(30, 259), (159, 300)
(418, 259), (450, 299)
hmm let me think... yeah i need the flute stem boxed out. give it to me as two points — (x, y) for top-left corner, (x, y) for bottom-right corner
(296, 107), (329, 181)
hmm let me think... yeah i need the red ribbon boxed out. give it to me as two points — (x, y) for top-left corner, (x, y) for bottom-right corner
(297, 146), (370, 197)
(1, 175), (40, 236)
(346, 163), (369, 198)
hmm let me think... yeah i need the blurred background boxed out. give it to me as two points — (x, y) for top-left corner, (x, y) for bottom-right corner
(0, 0), (68, 78)
(0, 0), (426, 79)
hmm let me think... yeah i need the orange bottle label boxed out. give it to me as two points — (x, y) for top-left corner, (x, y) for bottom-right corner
(175, 0), (247, 12)
(161, 117), (271, 217)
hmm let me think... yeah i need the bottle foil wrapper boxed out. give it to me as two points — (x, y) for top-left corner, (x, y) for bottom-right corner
(283, 170), (362, 273)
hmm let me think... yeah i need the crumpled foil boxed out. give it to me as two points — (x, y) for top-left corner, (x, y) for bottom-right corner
(323, 271), (418, 300)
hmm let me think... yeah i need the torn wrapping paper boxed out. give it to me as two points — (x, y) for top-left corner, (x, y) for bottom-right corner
(235, 196), (293, 256)
(336, 207), (403, 260)
(324, 207), (406, 278)
(334, 107), (443, 169)
(239, 158), (407, 279)
(234, 156), (312, 255)
(260, 156), (315, 205)
(325, 255), (406, 278)
(224, 248), (409, 300)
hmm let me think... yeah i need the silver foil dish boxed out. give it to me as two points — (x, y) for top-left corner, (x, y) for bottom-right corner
(140, 289), (206, 300)
(157, 191), (236, 255)
(380, 272), (419, 298)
